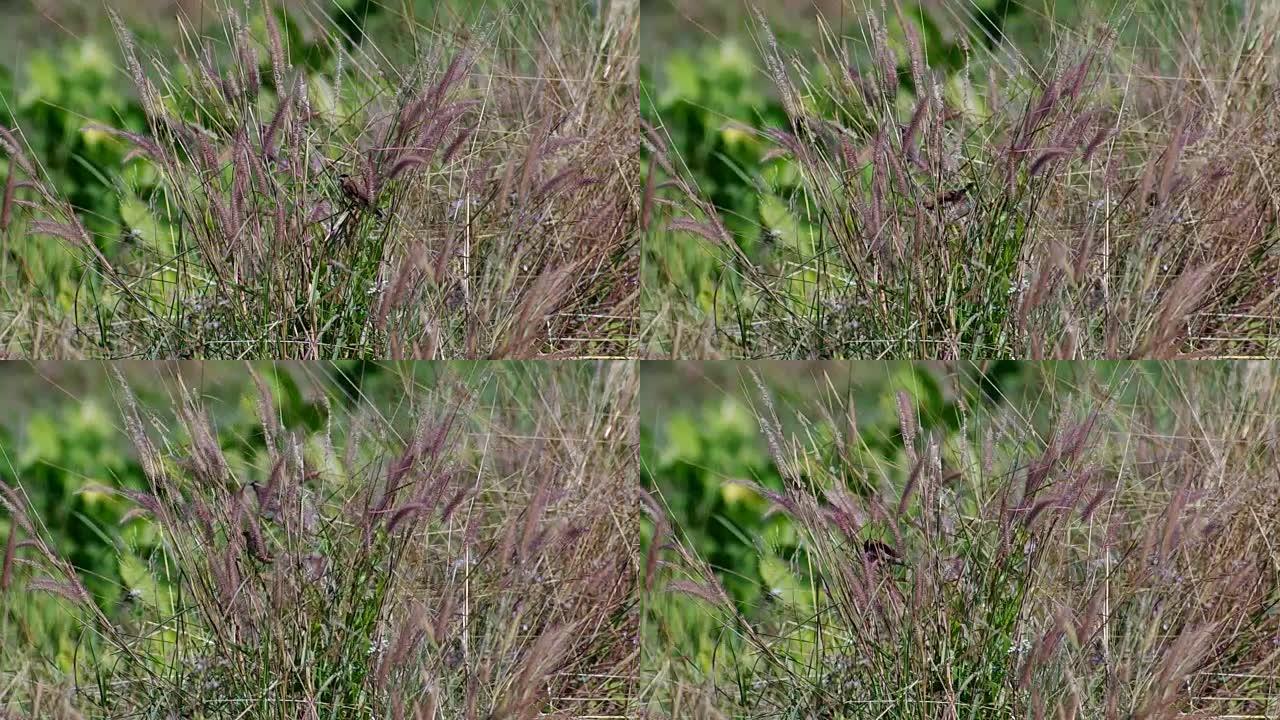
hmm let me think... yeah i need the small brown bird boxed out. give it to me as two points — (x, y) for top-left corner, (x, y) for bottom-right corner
(861, 539), (904, 567)
(339, 172), (374, 208)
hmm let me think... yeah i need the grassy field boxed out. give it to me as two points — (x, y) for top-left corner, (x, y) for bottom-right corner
(640, 361), (1280, 718)
(0, 360), (638, 718)
(641, 0), (1280, 358)
(0, 0), (637, 359)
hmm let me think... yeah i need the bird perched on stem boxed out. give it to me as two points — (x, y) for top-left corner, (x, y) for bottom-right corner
(861, 539), (904, 568)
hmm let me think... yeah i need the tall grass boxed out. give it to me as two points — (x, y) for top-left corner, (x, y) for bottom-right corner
(644, 0), (1280, 358)
(1, 0), (637, 359)
(0, 361), (638, 718)
(642, 362), (1280, 718)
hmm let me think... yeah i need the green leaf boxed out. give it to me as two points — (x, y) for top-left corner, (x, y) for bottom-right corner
(20, 53), (62, 109)
(660, 413), (703, 467)
(660, 54), (702, 108)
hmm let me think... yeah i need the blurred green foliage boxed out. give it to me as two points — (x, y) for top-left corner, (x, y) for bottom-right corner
(10, 40), (151, 238)
(1, 38), (155, 318)
(0, 399), (150, 668)
(642, 39), (793, 318)
(645, 40), (789, 243)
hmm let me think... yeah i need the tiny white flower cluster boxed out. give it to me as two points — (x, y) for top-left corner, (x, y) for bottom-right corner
(1008, 635), (1032, 656)
(189, 297), (231, 314)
